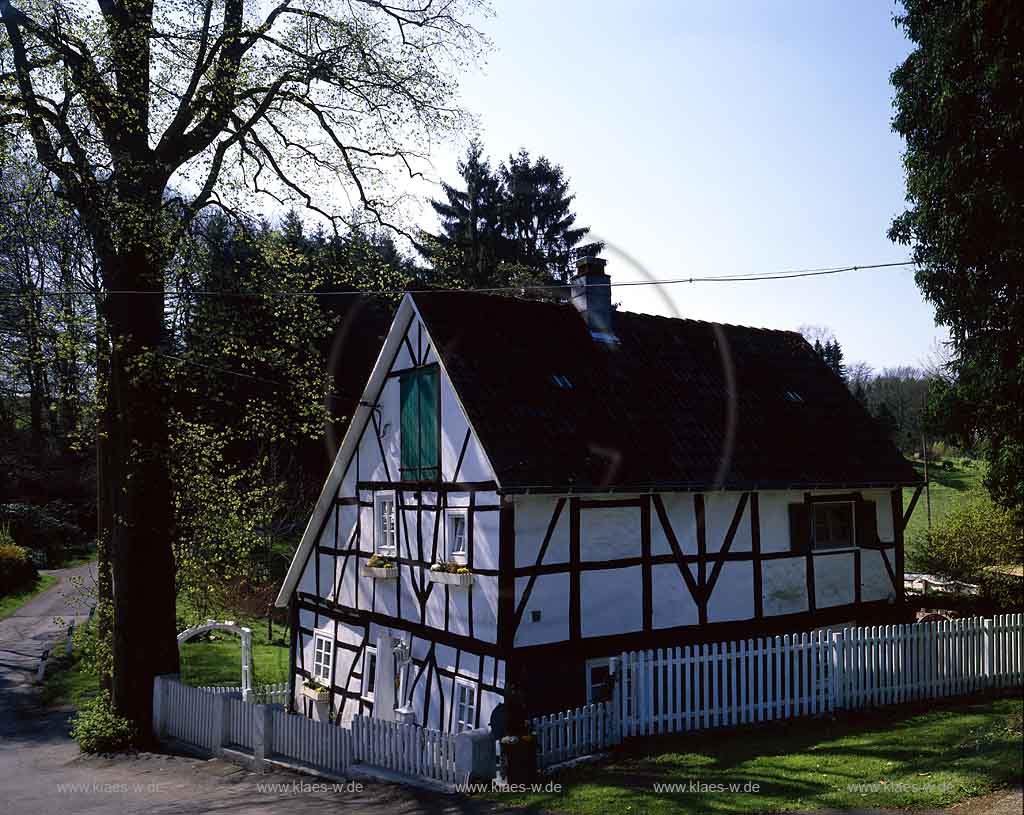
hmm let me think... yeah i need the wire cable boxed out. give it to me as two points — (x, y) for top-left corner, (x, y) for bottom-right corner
(0, 260), (915, 299)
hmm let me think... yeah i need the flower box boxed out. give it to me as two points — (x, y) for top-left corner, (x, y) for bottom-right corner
(302, 685), (330, 704)
(362, 565), (399, 580)
(428, 569), (474, 587)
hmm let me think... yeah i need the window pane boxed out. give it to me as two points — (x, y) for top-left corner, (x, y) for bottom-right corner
(813, 503), (853, 550)
(452, 515), (467, 554)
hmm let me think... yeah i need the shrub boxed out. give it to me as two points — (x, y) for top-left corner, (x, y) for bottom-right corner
(918, 494), (1022, 578)
(0, 532), (38, 595)
(70, 691), (137, 753)
(0, 503), (82, 566)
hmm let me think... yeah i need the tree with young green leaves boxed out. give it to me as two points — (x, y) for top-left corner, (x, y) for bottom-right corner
(890, 0), (1024, 512)
(0, 0), (484, 737)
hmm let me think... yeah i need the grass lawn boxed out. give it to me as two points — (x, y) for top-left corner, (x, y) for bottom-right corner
(179, 639), (290, 686)
(488, 696), (1023, 814)
(0, 574), (58, 620)
(903, 459), (984, 569)
(41, 641), (100, 707)
(175, 594), (290, 687)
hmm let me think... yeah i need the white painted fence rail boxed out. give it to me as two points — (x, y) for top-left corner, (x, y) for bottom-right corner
(153, 677), (461, 786)
(196, 682), (289, 708)
(153, 614), (1022, 786)
(351, 715), (457, 784)
(617, 614), (1023, 738)
(532, 700), (620, 769)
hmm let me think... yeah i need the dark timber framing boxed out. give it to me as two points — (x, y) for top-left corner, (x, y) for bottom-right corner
(284, 304), (920, 727)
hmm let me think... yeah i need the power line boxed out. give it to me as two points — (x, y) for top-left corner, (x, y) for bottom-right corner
(0, 260), (915, 299)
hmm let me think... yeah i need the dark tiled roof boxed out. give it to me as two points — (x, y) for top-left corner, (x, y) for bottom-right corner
(413, 292), (920, 492)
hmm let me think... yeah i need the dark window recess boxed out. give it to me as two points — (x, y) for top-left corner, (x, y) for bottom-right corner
(400, 367), (440, 480)
(812, 502), (854, 550)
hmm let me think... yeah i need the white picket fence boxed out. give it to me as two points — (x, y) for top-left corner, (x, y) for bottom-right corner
(196, 682), (290, 707)
(532, 700), (620, 769)
(616, 613), (1023, 739)
(155, 614), (1022, 785)
(351, 715), (457, 784)
(154, 677), (458, 785)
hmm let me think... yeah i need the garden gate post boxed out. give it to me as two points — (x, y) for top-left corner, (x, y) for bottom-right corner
(829, 631), (845, 711)
(212, 693), (229, 757)
(983, 618), (994, 688)
(254, 704), (273, 770)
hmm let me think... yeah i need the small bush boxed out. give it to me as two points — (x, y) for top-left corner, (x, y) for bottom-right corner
(70, 691), (137, 753)
(0, 531), (39, 595)
(0, 503), (82, 566)
(918, 494), (1022, 578)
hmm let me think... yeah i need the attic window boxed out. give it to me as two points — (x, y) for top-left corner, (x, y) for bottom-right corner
(551, 374), (573, 389)
(784, 390), (804, 403)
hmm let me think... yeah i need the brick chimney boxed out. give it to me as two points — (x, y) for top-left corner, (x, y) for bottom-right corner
(570, 256), (615, 340)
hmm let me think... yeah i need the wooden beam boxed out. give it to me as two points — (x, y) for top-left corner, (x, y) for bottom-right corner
(902, 484), (923, 531)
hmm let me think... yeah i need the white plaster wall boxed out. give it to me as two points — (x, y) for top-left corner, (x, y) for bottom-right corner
(761, 557), (809, 616)
(704, 493), (753, 552)
(706, 561), (755, 621)
(652, 563), (700, 628)
(514, 572), (569, 647)
(651, 493), (697, 555)
(814, 551), (856, 608)
(861, 548), (897, 602)
(581, 566), (643, 638)
(581, 506), (642, 561)
(514, 496), (570, 568)
(758, 491), (796, 554)
(863, 489), (896, 542)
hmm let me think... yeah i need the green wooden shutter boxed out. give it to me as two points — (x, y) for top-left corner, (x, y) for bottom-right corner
(855, 500), (878, 547)
(400, 371), (419, 477)
(789, 504), (811, 553)
(418, 368), (439, 478)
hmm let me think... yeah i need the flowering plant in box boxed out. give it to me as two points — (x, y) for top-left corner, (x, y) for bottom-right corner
(366, 554), (393, 568)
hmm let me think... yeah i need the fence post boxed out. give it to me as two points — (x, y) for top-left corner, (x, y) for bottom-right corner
(830, 631), (845, 711)
(213, 693), (228, 757)
(254, 704), (273, 771)
(983, 618), (994, 688)
(454, 728), (496, 783)
(611, 655), (622, 745)
(152, 676), (165, 739)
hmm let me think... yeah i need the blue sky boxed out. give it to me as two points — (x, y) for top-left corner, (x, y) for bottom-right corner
(416, 0), (946, 370)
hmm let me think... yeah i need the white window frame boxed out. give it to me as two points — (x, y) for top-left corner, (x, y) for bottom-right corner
(312, 633), (333, 684)
(811, 501), (857, 552)
(445, 508), (469, 562)
(362, 646), (377, 702)
(453, 677), (477, 733)
(585, 657), (614, 704)
(375, 492), (397, 556)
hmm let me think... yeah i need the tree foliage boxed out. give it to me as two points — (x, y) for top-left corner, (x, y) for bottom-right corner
(1, 0), (484, 736)
(890, 0), (1024, 512)
(425, 140), (601, 288)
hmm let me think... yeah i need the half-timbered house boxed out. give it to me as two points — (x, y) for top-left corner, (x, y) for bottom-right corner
(275, 256), (923, 732)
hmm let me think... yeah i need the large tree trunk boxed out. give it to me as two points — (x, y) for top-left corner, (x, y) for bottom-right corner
(95, 312), (114, 694)
(101, 245), (180, 741)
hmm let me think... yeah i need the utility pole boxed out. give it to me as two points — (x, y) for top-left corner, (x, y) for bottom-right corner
(921, 388), (932, 533)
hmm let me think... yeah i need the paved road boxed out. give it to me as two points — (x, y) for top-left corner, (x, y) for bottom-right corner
(0, 561), (96, 739)
(0, 566), (520, 814)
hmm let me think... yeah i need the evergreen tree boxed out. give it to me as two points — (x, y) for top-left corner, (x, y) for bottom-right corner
(425, 142), (601, 288)
(499, 150), (601, 283)
(427, 140), (504, 287)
